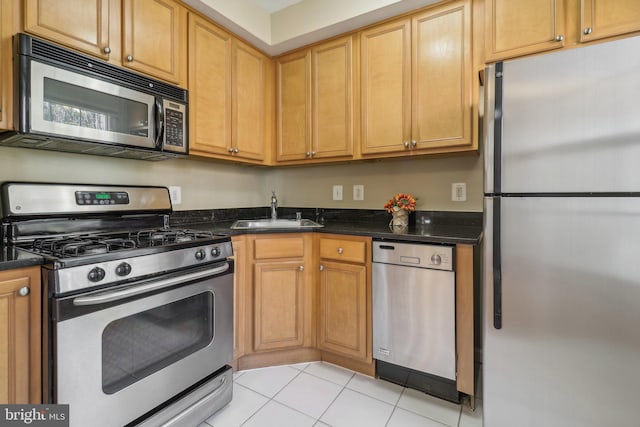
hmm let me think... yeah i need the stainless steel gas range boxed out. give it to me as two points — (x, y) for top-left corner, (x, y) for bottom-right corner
(1, 182), (233, 427)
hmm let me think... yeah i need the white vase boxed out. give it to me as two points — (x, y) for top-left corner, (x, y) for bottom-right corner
(389, 208), (409, 231)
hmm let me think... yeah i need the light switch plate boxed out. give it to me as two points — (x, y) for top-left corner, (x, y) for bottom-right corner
(353, 185), (364, 201)
(333, 185), (343, 201)
(451, 182), (466, 202)
(169, 186), (182, 205)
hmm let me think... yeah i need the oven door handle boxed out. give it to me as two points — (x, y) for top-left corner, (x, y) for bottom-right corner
(72, 263), (230, 306)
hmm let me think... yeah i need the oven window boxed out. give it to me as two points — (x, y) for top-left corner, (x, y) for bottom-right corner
(42, 78), (149, 137)
(102, 292), (213, 394)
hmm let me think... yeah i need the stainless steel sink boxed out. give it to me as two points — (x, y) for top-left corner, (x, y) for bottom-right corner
(230, 219), (324, 230)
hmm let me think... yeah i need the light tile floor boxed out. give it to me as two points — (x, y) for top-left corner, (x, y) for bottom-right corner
(199, 362), (483, 427)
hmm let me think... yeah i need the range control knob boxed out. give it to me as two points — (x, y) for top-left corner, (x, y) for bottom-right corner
(115, 262), (132, 277)
(88, 267), (106, 282)
(195, 249), (206, 261)
(430, 254), (442, 265)
(211, 247), (221, 257)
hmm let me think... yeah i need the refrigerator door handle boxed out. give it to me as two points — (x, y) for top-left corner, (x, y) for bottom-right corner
(483, 63), (503, 195)
(493, 197), (502, 329)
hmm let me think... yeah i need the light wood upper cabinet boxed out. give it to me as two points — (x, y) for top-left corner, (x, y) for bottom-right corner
(360, 18), (411, 155)
(361, 0), (472, 156)
(276, 35), (355, 163)
(0, 0), (15, 130)
(412, 1), (471, 150)
(580, 0), (640, 43)
(276, 50), (311, 162)
(232, 39), (266, 161)
(485, 0), (565, 62)
(311, 36), (355, 160)
(122, 0), (187, 86)
(188, 16), (267, 163)
(0, 267), (41, 404)
(188, 14), (232, 156)
(24, 0), (119, 60)
(317, 235), (372, 364)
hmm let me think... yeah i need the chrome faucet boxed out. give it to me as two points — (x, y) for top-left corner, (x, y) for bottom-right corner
(270, 191), (278, 220)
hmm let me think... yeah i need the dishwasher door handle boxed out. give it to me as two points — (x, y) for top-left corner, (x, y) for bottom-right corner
(378, 245), (395, 250)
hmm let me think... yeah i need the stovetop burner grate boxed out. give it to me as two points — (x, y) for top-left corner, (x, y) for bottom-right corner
(136, 229), (216, 246)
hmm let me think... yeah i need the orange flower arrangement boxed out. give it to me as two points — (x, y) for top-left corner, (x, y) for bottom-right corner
(384, 193), (417, 213)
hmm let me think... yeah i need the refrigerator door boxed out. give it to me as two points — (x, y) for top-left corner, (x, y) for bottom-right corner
(494, 35), (640, 193)
(483, 196), (640, 427)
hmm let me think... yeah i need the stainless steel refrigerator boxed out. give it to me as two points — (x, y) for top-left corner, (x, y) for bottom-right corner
(483, 35), (640, 427)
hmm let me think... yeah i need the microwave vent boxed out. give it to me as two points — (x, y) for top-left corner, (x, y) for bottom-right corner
(28, 37), (187, 103)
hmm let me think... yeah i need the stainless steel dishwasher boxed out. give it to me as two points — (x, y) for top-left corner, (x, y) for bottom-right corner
(372, 240), (458, 402)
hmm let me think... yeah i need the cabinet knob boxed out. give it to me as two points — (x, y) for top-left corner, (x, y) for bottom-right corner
(319, 265), (324, 271)
(411, 140), (417, 147)
(403, 141), (410, 148)
(337, 247), (343, 254)
(18, 286), (30, 297)
(583, 27), (592, 35)
(306, 151), (311, 157)
(234, 148), (239, 153)
(126, 55), (134, 62)
(103, 47), (111, 54)
(311, 151), (316, 157)
(228, 147), (234, 153)
(555, 35), (564, 42)
(299, 265), (304, 271)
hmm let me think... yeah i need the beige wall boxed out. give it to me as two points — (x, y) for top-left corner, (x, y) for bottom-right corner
(0, 147), (483, 212)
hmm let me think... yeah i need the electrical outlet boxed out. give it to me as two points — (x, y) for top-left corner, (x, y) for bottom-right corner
(169, 186), (182, 205)
(332, 185), (343, 201)
(451, 182), (467, 202)
(353, 185), (364, 201)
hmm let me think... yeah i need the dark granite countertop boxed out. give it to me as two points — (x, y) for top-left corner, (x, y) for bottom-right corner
(0, 245), (45, 271)
(172, 208), (483, 246)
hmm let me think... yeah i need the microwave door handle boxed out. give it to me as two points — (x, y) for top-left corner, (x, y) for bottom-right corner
(155, 98), (164, 148)
(73, 263), (230, 306)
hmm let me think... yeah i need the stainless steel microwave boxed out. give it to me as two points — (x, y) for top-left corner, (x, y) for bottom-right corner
(0, 33), (188, 160)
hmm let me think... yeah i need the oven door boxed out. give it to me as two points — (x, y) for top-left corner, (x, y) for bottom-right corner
(27, 59), (158, 149)
(53, 262), (232, 427)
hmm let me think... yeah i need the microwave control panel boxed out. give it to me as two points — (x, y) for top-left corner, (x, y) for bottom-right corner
(163, 100), (186, 152)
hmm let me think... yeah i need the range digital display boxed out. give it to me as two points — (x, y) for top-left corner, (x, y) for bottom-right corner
(75, 191), (129, 206)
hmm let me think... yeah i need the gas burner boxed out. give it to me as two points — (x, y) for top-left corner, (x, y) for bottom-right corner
(31, 236), (138, 258)
(136, 229), (216, 246)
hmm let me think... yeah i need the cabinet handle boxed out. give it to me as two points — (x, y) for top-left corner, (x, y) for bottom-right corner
(555, 35), (564, 42)
(403, 141), (410, 148)
(337, 247), (343, 254)
(126, 55), (134, 62)
(233, 148), (239, 153)
(306, 151), (311, 157)
(228, 147), (234, 153)
(299, 265), (304, 271)
(583, 27), (592, 35)
(319, 265), (324, 271)
(18, 287), (30, 297)
(311, 151), (316, 157)
(103, 47), (111, 54)
(411, 140), (417, 147)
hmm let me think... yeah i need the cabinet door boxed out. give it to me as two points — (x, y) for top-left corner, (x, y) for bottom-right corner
(360, 19), (411, 155)
(232, 39), (266, 161)
(311, 36), (354, 159)
(253, 261), (306, 351)
(24, 0), (117, 60)
(0, 267), (41, 404)
(412, 0), (471, 150)
(276, 50), (311, 161)
(485, 0), (565, 62)
(318, 261), (368, 361)
(188, 14), (232, 156)
(122, 0), (187, 86)
(0, 0), (14, 130)
(581, 0), (640, 43)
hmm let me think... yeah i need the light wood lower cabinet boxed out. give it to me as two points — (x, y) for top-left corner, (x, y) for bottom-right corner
(231, 236), (246, 361)
(0, 266), (41, 404)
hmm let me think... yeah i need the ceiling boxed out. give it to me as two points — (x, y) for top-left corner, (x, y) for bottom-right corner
(183, 0), (440, 55)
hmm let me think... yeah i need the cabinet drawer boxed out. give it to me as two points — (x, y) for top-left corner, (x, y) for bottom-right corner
(254, 237), (305, 259)
(319, 238), (366, 263)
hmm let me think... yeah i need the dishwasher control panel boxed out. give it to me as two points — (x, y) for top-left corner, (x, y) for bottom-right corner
(372, 241), (453, 271)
